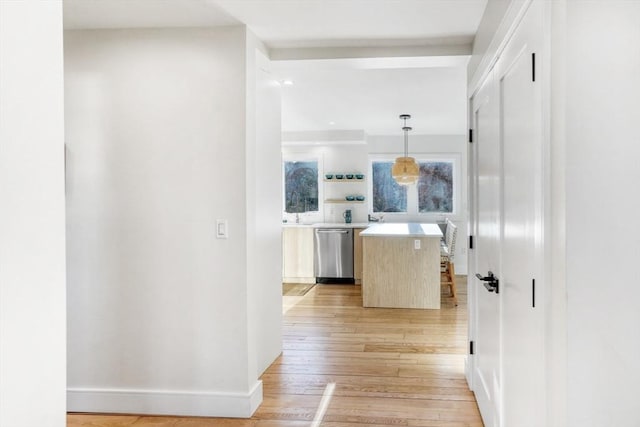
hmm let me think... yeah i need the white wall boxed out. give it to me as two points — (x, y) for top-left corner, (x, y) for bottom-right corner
(282, 133), (468, 274)
(65, 26), (278, 417)
(562, 2), (640, 426)
(245, 34), (284, 376)
(467, 0), (512, 84)
(0, 2), (67, 426)
(322, 144), (370, 224)
(547, 1), (568, 425)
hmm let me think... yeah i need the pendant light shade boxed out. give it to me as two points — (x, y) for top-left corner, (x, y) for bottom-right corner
(392, 156), (419, 185)
(392, 114), (419, 186)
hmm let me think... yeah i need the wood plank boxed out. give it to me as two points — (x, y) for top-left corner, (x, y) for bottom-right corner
(67, 277), (481, 426)
(362, 236), (441, 309)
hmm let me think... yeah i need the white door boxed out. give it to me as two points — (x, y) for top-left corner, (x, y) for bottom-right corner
(497, 2), (545, 425)
(470, 71), (502, 427)
(469, 2), (546, 426)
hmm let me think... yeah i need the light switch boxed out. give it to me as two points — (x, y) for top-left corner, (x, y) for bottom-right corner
(216, 219), (228, 239)
(414, 239), (421, 250)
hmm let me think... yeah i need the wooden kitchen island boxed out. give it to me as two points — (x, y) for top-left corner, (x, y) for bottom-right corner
(361, 223), (443, 309)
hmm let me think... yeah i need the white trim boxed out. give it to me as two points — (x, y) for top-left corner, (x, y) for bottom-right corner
(67, 380), (263, 418)
(271, 44), (472, 61)
(468, 0), (534, 96)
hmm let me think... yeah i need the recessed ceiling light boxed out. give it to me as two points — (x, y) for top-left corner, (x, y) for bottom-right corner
(328, 121), (336, 125)
(281, 79), (294, 86)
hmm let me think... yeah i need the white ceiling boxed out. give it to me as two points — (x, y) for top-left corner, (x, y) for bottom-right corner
(274, 56), (469, 135)
(63, 0), (240, 30)
(63, 0), (487, 136)
(64, 0), (487, 48)
(213, 0), (487, 49)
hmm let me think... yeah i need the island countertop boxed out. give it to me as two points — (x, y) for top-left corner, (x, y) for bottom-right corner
(360, 223), (442, 238)
(282, 222), (370, 228)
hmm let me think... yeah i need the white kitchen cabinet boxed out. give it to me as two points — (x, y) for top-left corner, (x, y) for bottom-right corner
(282, 227), (315, 284)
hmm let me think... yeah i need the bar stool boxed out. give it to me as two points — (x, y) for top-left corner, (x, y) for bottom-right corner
(441, 219), (458, 306)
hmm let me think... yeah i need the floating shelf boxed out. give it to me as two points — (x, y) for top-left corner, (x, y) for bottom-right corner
(324, 199), (366, 204)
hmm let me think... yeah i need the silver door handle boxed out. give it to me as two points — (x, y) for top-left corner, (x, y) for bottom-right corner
(316, 229), (349, 234)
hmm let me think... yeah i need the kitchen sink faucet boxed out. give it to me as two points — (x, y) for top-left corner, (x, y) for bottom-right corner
(368, 214), (384, 223)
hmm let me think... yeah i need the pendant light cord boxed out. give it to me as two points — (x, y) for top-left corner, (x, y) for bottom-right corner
(401, 114), (411, 157)
(393, 114), (418, 186)
(404, 124), (408, 157)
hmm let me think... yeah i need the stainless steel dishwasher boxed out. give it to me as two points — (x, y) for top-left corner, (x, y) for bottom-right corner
(314, 228), (354, 284)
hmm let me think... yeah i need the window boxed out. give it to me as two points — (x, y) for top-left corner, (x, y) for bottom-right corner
(369, 155), (458, 216)
(283, 160), (319, 213)
(418, 161), (453, 213)
(371, 161), (407, 213)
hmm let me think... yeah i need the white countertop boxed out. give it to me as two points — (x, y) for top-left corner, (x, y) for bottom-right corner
(360, 223), (442, 237)
(282, 222), (370, 228)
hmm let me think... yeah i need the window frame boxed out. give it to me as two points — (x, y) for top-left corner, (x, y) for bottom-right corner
(282, 155), (323, 222)
(368, 153), (461, 219)
(368, 159), (408, 215)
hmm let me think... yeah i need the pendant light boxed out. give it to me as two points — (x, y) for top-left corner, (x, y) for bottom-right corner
(392, 114), (419, 186)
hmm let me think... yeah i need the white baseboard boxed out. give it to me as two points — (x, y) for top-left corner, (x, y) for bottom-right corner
(67, 380), (262, 418)
(465, 355), (473, 390)
(283, 277), (315, 284)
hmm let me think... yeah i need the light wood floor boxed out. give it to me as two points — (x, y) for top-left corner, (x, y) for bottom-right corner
(68, 276), (482, 427)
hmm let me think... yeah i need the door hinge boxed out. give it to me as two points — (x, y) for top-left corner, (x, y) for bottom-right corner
(468, 128), (473, 143)
(470, 340), (475, 355)
(469, 235), (474, 249)
(532, 53), (536, 82)
(532, 278), (536, 308)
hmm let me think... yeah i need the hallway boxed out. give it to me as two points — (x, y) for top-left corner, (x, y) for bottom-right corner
(68, 279), (481, 426)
